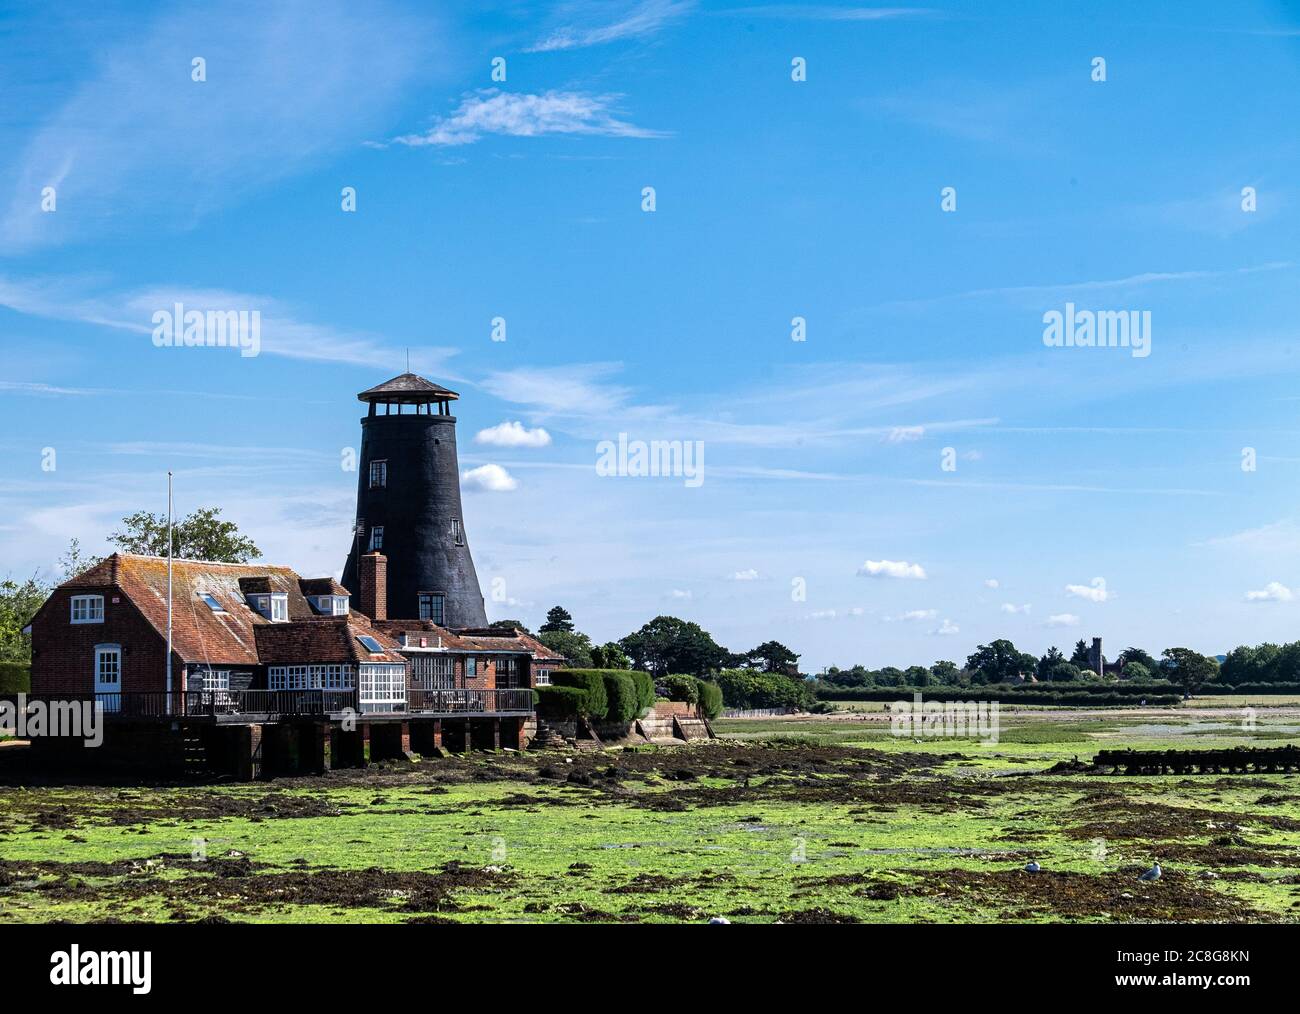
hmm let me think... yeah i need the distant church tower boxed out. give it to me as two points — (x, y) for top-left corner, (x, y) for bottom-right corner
(341, 373), (488, 627)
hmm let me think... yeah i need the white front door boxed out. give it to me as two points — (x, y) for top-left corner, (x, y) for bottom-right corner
(95, 645), (121, 711)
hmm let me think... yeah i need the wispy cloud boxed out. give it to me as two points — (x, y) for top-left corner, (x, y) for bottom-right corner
(528, 0), (694, 52)
(1246, 581), (1293, 603)
(858, 559), (926, 580)
(0, 273), (451, 368)
(720, 5), (933, 21)
(388, 90), (666, 147)
(0, 0), (428, 251)
(1065, 577), (1109, 603)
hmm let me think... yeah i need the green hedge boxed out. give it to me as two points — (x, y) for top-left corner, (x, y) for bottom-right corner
(0, 663), (30, 694)
(629, 670), (655, 714)
(696, 680), (723, 720)
(552, 670), (609, 720)
(1200, 682), (1300, 695)
(599, 671), (638, 724)
(535, 685), (589, 717)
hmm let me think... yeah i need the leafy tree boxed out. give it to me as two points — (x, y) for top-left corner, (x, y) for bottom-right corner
(108, 506), (260, 562)
(1160, 647), (1219, 695)
(539, 606), (575, 634)
(929, 660), (960, 685)
(1121, 661), (1153, 682)
(1119, 646), (1158, 672)
(714, 668), (814, 710)
(619, 615), (730, 677)
(1046, 662), (1082, 682)
(904, 665), (931, 687)
(965, 639), (1037, 684)
(590, 641), (630, 670)
(59, 538), (104, 579)
(740, 640), (801, 676)
(537, 629), (594, 668)
(824, 664), (873, 688)
(487, 618), (532, 635)
(1036, 646), (1065, 681)
(1069, 639), (1092, 669)
(0, 575), (49, 663)
(875, 666), (905, 688)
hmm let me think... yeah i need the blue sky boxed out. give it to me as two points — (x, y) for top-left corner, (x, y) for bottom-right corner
(2, 0), (1299, 671)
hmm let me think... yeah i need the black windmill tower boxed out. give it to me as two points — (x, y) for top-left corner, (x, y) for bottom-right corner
(341, 373), (488, 627)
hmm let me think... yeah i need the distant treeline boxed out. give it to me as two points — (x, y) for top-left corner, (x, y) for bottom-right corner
(816, 683), (1182, 707)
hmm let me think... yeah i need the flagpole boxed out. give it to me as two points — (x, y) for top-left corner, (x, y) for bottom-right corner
(166, 471), (173, 709)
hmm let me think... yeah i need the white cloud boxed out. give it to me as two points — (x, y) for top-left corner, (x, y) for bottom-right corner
(730, 568), (760, 581)
(461, 464), (518, 492)
(1000, 603), (1031, 614)
(858, 559), (927, 580)
(670, 589), (692, 599)
(808, 607), (865, 620)
(527, 0), (693, 52)
(1246, 581), (1294, 603)
(474, 421), (552, 448)
(1046, 613), (1080, 627)
(984, 578), (999, 589)
(932, 618), (959, 635)
(1064, 577), (1109, 603)
(885, 425), (925, 443)
(390, 90), (665, 147)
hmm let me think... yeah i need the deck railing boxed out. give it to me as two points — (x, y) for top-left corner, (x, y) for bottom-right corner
(13, 688), (536, 720)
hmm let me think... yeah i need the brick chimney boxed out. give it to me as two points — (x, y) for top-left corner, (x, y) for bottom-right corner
(359, 552), (387, 621)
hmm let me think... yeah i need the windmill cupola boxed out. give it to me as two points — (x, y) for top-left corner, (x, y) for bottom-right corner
(340, 372), (488, 628)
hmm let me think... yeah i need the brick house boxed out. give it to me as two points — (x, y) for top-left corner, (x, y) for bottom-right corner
(24, 551), (561, 776)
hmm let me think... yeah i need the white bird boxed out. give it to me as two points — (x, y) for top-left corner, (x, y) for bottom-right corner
(1024, 860), (1041, 873)
(708, 916), (731, 925)
(1138, 861), (1162, 882)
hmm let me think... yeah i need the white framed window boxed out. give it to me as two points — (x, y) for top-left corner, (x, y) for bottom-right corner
(370, 526), (384, 551)
(451, 518), (463, 546)
(71, 594), (104, 624)
(316, 595), (349, 616)
(270, 594), (288, 622)
(369, 460), (387, 489)
(418, 592), (445, 624)
(201, 670), (230, 692)
(359, 663), (406, 707)
(268, 665), (354, 690)
(535, 669), (552, 686)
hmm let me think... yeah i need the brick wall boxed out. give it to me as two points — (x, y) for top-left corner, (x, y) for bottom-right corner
(30, 584), (174, 696)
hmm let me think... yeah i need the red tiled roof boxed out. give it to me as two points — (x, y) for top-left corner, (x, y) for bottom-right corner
(254, 616), (405, 665)
(59, 554), (330, 665)
(298, 577), (350, 597)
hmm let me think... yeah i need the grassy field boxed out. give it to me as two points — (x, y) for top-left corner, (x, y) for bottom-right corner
(2, 702), (1299, 924)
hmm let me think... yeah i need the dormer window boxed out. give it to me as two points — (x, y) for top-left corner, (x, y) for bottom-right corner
(369, 460), (387, 489)
(71, 595), (104, 624)
(250, 593), (289, 622)
(316, 595), (349, 616)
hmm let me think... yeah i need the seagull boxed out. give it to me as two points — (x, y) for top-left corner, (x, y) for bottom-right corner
(1024, 860), (1041, 873)
(1138, 861), (1162, 882)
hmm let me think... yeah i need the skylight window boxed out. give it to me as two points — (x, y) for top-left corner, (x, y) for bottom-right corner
(200, 593), (225, 613)
(356, 635), (384, 654)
